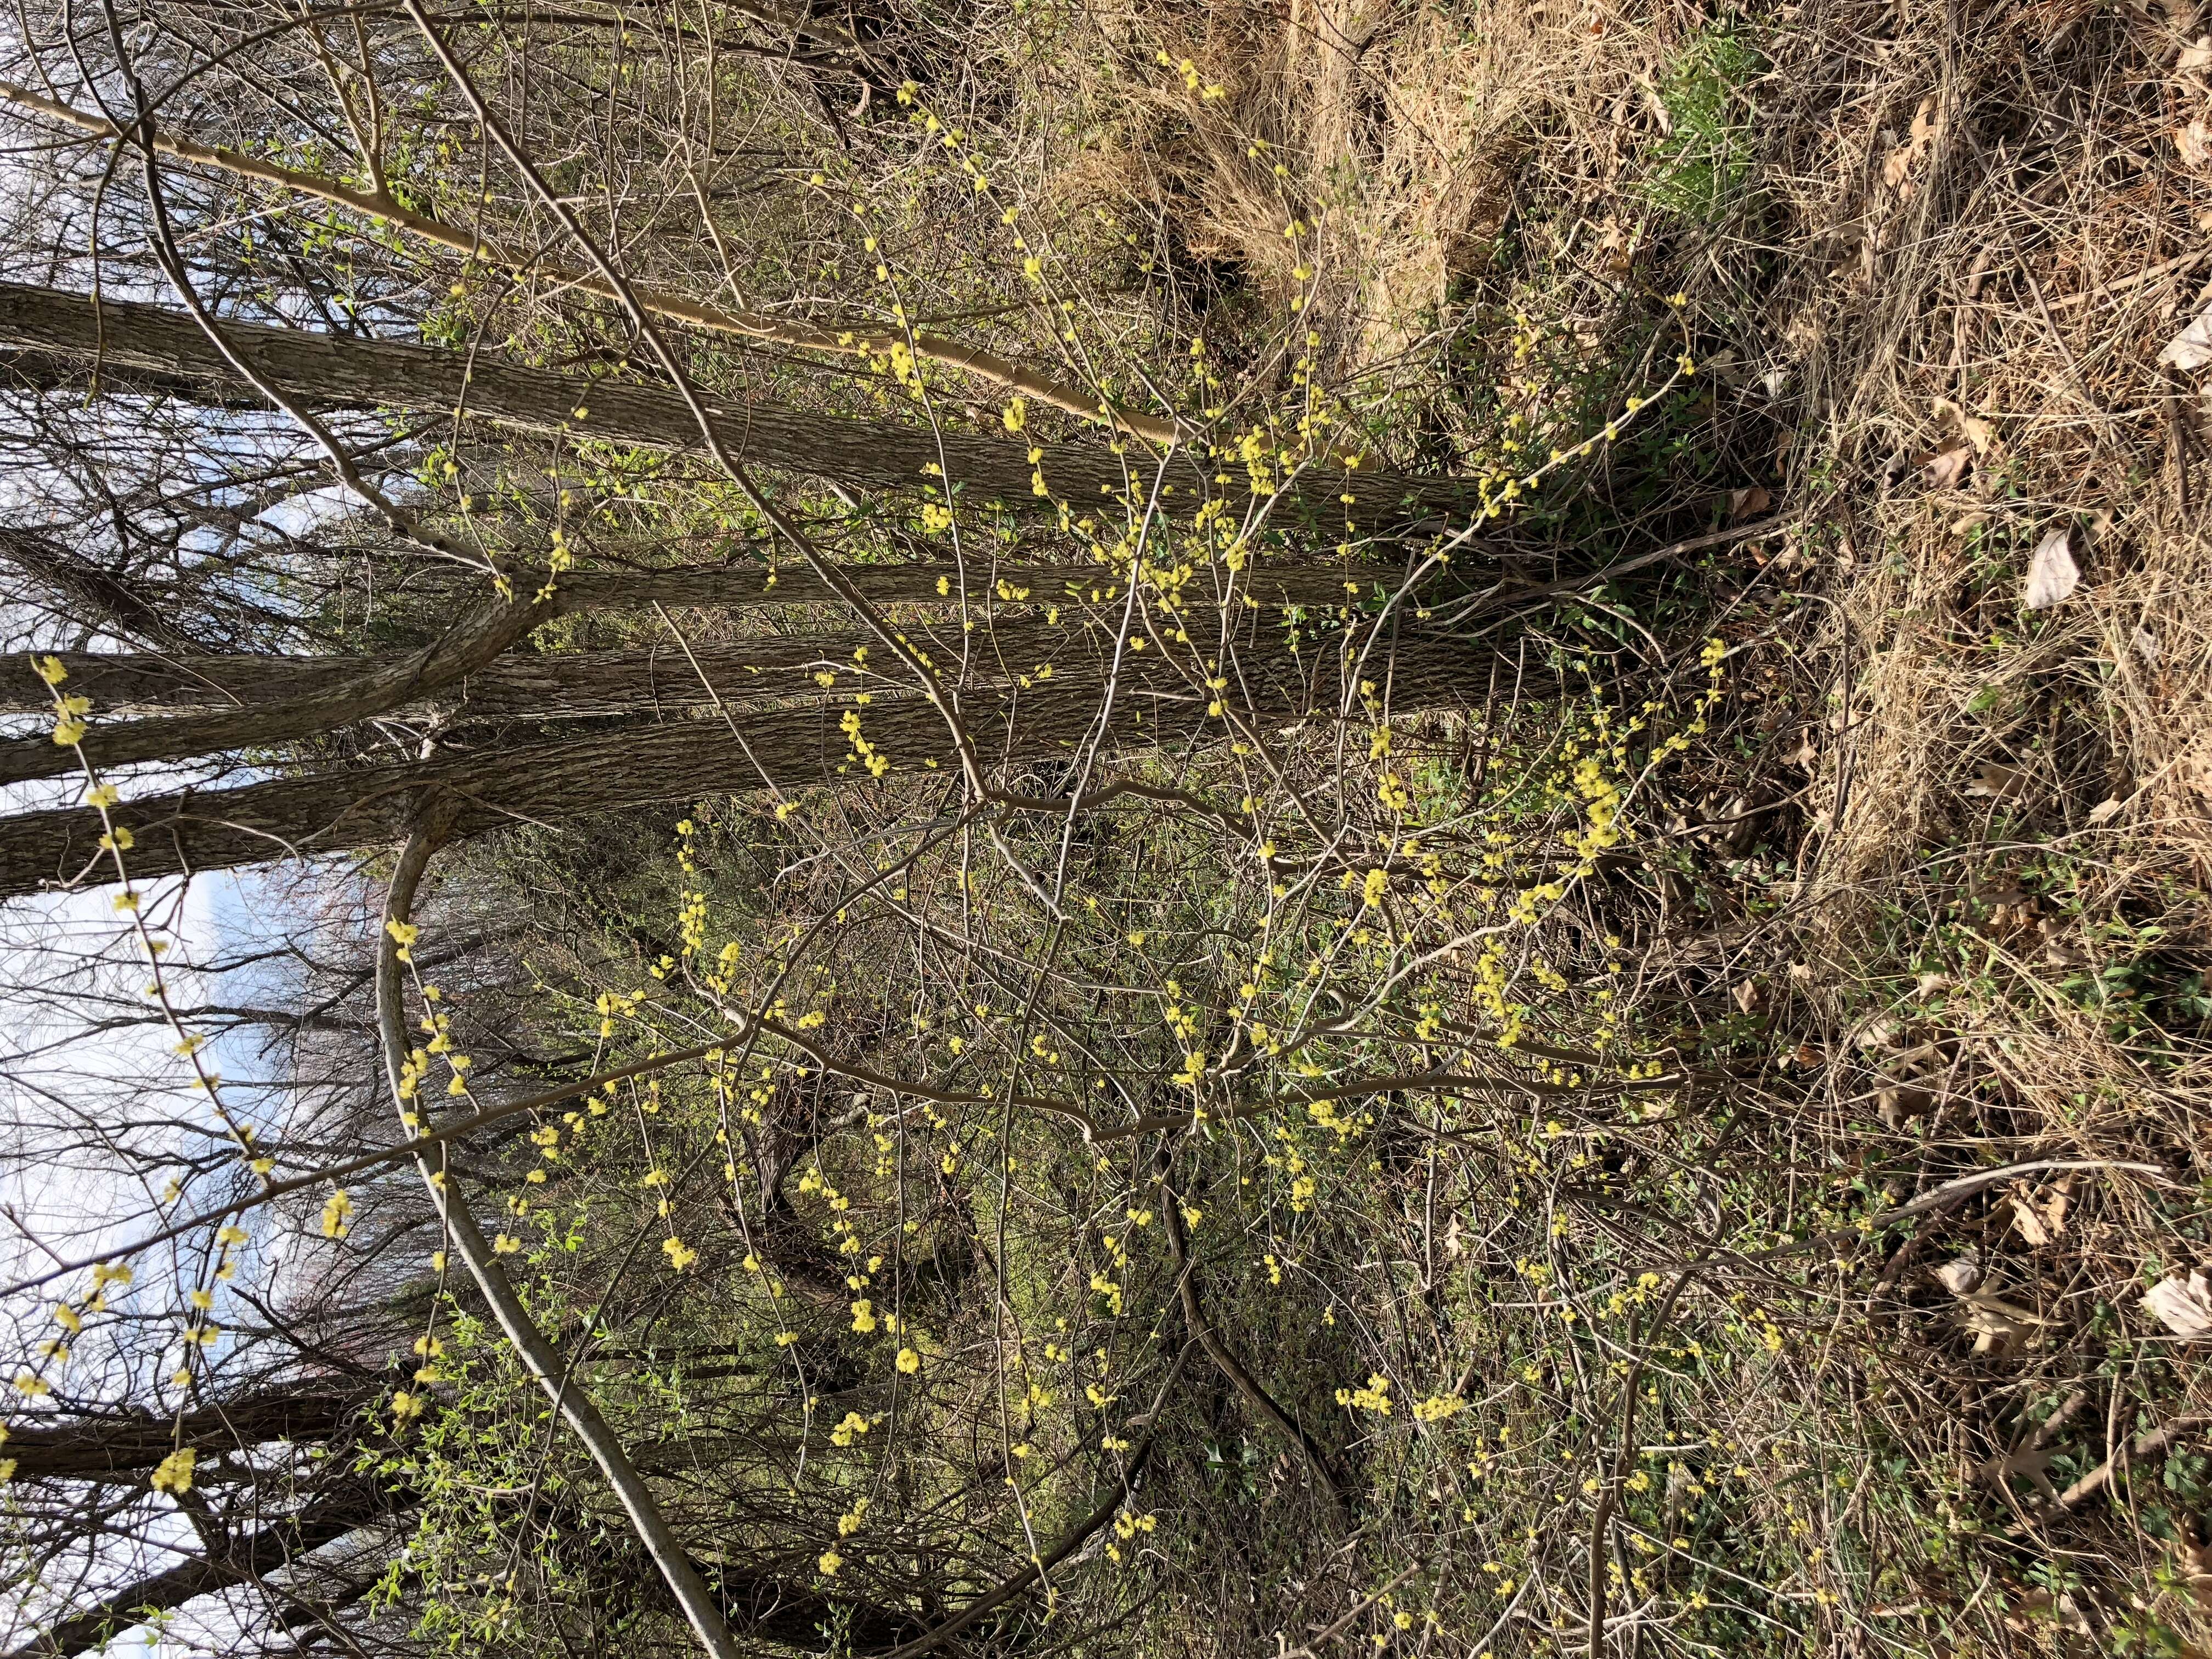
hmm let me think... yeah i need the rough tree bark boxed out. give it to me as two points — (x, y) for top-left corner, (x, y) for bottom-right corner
(0, 639), (1474, 896)
(0, 560), (1389, 783)
(0, 561), (1378, 714)
(7, 1466), (928, 1659)
(0, 281), (1479, 528)
(5, 1479), (395, 1659)
(0, 1384), (365, 1483)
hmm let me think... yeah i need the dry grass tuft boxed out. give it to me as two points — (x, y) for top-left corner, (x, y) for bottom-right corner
(1037, 0), (2212, 1638)
(1754, 0), (2212, 1640)
(1760, 0), (2212, 879)
(1040, 0), (1707, 365)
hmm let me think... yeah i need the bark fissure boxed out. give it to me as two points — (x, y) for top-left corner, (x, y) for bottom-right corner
(0, 641), (1476, 896)
(0, 282), (1479, 527)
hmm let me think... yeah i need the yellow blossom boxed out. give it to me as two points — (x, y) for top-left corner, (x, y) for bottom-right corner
(150, 1447), (196, 1493)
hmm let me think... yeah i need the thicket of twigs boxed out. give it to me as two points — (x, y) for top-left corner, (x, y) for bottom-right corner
(1, 0), (2209, 1655)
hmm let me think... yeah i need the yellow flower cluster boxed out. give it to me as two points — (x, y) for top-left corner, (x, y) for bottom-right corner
(1335, 1374), (1393, 1414)
(149, 1447), (196, 1494)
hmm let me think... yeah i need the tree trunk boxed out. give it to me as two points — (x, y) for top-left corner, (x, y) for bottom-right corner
(0, 586), (551, 787)
(0, 639), (1473, 896)
(0, 281), (1476, 528)
(5, 1479), (394, 1659)
(0, 558), (1387, 783)
(0, 1385), (365, 1482)
(0, 557), (1372, 710)
(5, 1470), (929, 1659)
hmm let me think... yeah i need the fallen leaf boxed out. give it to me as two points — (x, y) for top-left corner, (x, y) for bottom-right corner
(2167, 1516), (2212, 1600)
(2161, 303), (2212, 372)
(2143, 1269), (2212, 1338)
(1979, 1442), (2060, 1502)
(1729, 483), (1772, 520)
(1701, 348), (1752, 388)
(2002, 1588), (2090, 1638)
(1933, 1251), (1983, 1296)
(1967, 1290), (2052, 1321)
(1910, 94), (1943, 150)
(2042, 932), (2091, 969)
(2183, 36), (2212, 73)
(2045, 1172), (2073, 1237)
(1968, 761), (2033, 801)
(1958, 1291), (2049, 1355)
(1892, 1039), (1949, 1073)
(1595, 218), (1635, 277)
(1855, 1017), (1900, 1049)
(2134, 626), (2163, 666)
(2022, 528), (2080, 611)
(2180, 117), (2212, 170)
(2177, 1547), (2212, 1604)
(1878, 1082), (1935, 1128)
(1962, 1311), (2021, 1354)
(1882, 95), (1945, 198)
(2087, 797), (2123, 825)
(2008, 1187), (2052, 1247)
(1921, 438), (1973, 489)
(1732, 978), (1765, 1014)
(1931, 397), (1997, 454)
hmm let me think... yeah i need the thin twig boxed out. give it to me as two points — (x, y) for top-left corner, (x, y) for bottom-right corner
(1589, 1269), (1695, 1659)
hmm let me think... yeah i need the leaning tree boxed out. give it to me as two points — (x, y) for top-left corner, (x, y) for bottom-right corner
(0, 3), (1742, 1655)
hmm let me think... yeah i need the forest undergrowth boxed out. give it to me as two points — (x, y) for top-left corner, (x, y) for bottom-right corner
(1, 0), (2209, 1654)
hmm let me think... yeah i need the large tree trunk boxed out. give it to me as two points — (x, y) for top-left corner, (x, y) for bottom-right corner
(7, 1475), (933, 1659)
(0, 281), (1475, 528)
(0, 1385), (365, 1482)
(4, 622), (1092, 746)
(0, 639), (1470, 896)
(5, 1479), (396, 1659)
(0, 560), (1387, 785)
(1, 558), (1380, 712)
(0, 586), (552, 788)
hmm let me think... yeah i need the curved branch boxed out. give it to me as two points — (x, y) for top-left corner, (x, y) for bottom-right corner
(0, 1036), (729, 1304)
(1158, 1161), (1348, 1521)
(4, 1479), (392, 1659)
(878, 1342), (1196, 1659)
(0, 583), (554, 787)
(0, 526), (202, 652)
(375, 808), (744, 1659)
(0, 78), (1175, 442)
(1586, 1269), (1695, 1659)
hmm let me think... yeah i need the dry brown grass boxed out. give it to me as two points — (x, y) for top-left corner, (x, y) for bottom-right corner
(1776, 0), (2212, 890)
(1753, 0), (2212, 1641)
(1019, 0), (2212, 1641)
(1037, 0), (1705, 363)
(1254, 0), (2212, 1641)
